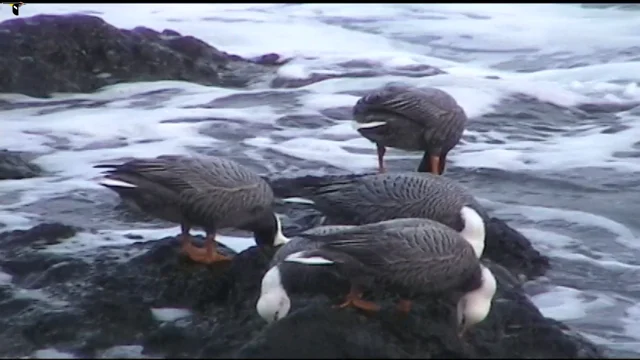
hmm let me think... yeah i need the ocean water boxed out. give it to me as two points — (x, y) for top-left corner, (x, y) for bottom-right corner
(1, 3), (640, 358)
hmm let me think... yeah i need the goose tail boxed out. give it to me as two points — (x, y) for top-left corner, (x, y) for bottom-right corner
(266, 173), (370, 201)
(94, 163), (143, 195)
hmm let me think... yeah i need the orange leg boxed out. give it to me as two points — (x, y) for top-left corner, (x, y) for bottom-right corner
(180, 225), (232, 264)
(395, 298), (413, 315)
(334, 286), (381, 312)
(376, 144), (386, 174)
(429, 155), (441, 175)
(458, 323), (470, 339)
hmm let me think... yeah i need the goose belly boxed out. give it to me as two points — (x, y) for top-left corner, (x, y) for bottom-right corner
(357, 120), (426, 151)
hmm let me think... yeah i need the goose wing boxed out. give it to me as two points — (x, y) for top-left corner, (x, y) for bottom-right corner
(97, 155), (273, 227)
(354, 84), (463, 128)
(319, 223), (479, 293)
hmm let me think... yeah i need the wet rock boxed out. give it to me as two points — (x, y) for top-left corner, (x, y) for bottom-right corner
(0, 222), (604, 358)
(0, 14), (283, 98)
(0, 150), (42, 180)
(318, 106), (353, 121)
(275, 114), (333, 129)
(0, 222), (77, 250)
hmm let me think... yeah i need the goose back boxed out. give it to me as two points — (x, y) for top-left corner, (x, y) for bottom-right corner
(317, 221), (480, 296)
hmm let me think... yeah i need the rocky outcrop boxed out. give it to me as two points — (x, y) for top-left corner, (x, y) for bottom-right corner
(0, 217), (603, 358)
(0, 14), (286, 98)
(0, 150), (42, 180)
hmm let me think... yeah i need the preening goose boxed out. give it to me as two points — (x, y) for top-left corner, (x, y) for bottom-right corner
(285, 218), (497, 337)
(94, 155), (289, 264)
(257, 219), (439, 323)
(257, 213), (488, 333)
(280, 172), (487, 256)
(353, 84), (467, 174)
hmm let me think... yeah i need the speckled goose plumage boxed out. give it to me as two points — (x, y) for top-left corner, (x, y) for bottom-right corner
(353, 83), (467, 174)
(304, 220), (481, 295)
(282, 172), (488, 243)
(258, 218), (496, 334)
(95, 155), (288, 264)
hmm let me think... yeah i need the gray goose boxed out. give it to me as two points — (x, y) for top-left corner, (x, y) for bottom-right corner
(279, 172), (487, 253)
(258, 217), (496, 337)
(353, 83), (467, 174)
(257, 220), (433, 323)
(94, 155), (289, 264)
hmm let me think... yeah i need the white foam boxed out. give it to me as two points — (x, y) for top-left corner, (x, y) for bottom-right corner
(497, 204), (638, 249)
(0, 271), (12, 285)
(99, 345), (152, 359)
(532, 286), (617, 322)
(623, 303), (640, 338)
(41, 227), (261, 256)
(150, 307), (192, 322)
(14, 288), (69, 307)
(32, 348), (76, 359)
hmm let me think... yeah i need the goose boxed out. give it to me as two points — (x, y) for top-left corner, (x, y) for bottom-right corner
(257, 211), (489, 336)
(94, 155), (289, 264)
(277, 172), (487, 254)
(353, 84), (467, 174)
(300, 220), (494, 336)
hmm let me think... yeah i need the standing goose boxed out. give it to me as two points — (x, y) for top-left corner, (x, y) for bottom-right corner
(285, 219), (497, 335)
(94, 155), (289, 264)
(257, 213), (487, 330)
(276, 172), (487, 254)
(353, 83), (467, 174)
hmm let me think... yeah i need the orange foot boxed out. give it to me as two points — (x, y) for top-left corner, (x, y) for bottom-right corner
(395, 298), (413, 315)
(334, 290), (381, 312)
(181, 234), (232, 264)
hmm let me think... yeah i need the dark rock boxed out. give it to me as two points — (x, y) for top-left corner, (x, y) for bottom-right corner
(250, 53), (291, 66)
(0, 220), (604, 358)
(0, 150), (42, 180)
(266, 172), (551, 281)
(0, 14), (283, 98)
(0, 222), (77, 250)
